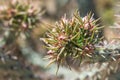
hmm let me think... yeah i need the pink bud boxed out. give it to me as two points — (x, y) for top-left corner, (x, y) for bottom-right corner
(84, 23), (89, 30)
(28, 6), (35, 15)
(62, 15), (68, 24)
(0, 6), (7, 11)
(47, 50), (54, 55)
(82, 16), (88, 22)
(85, 47), (89, 51)
(58, 35), (66, 40)
(28, 9), (33, 14)
(22, 23), (27, 28)
(11, 0), (17, 5)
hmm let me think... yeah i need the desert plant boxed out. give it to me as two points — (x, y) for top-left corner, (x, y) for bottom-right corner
(0, 0), (41, 37)
(0, 0), (44, 61)
(41, 11), (104, 69)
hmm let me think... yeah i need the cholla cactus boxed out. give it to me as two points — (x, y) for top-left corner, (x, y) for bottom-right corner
(0, 0), (41, 36)
(41, 11), (103, 68)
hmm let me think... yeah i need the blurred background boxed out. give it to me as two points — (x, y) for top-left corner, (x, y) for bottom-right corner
(0, 0), (120, 80)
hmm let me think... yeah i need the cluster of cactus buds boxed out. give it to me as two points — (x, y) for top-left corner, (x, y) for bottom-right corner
(0, 0), (41, 36)
(41, 11), (103, 67)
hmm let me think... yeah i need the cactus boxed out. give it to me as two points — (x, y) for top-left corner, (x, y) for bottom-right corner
(0, 0), (44, 63)
(0, 0), (41, 37)
(41, 11), (104, 69)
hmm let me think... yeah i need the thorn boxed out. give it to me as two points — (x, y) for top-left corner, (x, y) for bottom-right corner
(111, 57), (116, 61)
(116, 54), (120, 56)
(105, 77), (109, 80)
(101, 55), (105, 58)
(110, 66), (114, 70)
(45, 59), (56, 68)
(97, 74), (101, 79)
(107, 68), (110, 75)
(1, 57), (5, 64)
(86, 54), (92, 57)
